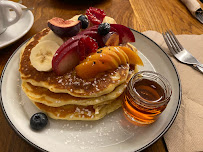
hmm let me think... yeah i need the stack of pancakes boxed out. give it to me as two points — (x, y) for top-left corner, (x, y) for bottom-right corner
(19, 27), (139, 121)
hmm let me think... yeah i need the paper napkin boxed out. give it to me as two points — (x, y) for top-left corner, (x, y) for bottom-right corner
(142, 31), (203, 152)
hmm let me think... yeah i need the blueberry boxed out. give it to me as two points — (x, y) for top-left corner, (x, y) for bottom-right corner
(78, 15), (89, 29)
(30, 112), (48, 131)
(97, 23), (110, 36)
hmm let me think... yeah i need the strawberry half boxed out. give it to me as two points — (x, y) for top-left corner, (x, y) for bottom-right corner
(78, 36), (99, 61)
(86, 7), (106, 25)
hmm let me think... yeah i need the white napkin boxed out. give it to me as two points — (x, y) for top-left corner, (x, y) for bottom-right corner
(142, 31), (203, 152)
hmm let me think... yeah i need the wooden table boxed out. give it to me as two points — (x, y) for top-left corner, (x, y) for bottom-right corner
(0, 0), (202, 151)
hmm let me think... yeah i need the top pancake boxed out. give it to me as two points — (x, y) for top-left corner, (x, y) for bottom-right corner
(19, 28), (130, 98)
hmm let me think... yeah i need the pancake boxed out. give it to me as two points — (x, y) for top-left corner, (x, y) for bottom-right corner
(21, 65), (137, 107)
(19, 28), (130, 98)
(32, 96), (122, 120)
(22, 81), (127, 107)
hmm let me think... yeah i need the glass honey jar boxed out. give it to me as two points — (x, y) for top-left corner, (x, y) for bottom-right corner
(123, 71), (172, 125)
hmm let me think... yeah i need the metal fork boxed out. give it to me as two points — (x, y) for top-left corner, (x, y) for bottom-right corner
(195, 8), (203, 24)
(163, 30), (203, 73)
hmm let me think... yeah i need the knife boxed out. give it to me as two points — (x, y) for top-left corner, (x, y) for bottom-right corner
(180, 0), (203, 23)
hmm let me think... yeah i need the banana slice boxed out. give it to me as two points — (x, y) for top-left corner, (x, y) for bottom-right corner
(102, 16), (117, 24)
(40, 30), (64, 46)
(30, 40), (60, 72)
(70, 14), (82, 22)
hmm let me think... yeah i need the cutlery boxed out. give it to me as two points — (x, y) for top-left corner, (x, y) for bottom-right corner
(180, 0), (203, 23)
(163, 30), (203, 73)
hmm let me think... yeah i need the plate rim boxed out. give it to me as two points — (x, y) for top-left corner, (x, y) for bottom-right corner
(130, 29), (182, 151)
(0, 29), (182, 152)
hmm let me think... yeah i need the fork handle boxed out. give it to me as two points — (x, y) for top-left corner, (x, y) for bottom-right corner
(180, 0), (201, 16)
(193, 64), (203, 73)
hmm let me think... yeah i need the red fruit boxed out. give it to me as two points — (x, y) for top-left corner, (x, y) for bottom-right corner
(52, 41), (80, 75)
(78, 36), (98, 61)
(86, 7), (106, 25)
(110, 24), (135, 43)
(103, 32), (119, 46)
(79, 25), (99, 35)
(78, 30), (105, 47)
(56, 35), (85, 55)
(48, 17), (81, 37)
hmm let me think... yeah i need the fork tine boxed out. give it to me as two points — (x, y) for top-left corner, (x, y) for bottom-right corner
(162, 32), (177, 56)
(165, 31), (182, 53)
(196, 13), (203, 24)
(169, 30), (183, 50)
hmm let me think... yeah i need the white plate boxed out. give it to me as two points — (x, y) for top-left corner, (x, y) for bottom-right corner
(0, 30), (181, 152)
(0, 4), (34, 49)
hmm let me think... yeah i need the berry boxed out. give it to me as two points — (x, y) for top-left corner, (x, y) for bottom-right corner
(98, 23), (110, 36)
(86, 7), (106, 25)
(30, 112), (48, 131)
(78, 15), (89, 29)
(78, 36), (98, 61)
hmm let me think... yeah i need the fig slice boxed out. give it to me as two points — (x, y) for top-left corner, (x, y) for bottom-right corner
(48, 17), (81, 37)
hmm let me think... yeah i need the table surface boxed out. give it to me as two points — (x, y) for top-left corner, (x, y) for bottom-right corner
(0, 0), (203, 151)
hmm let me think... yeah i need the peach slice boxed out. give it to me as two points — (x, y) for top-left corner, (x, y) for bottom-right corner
(75, 60), (112, 79)
(82, 53), (119, 69)
(118, 47), (129, 63)
(99, 47), (121, 65)
(110, 47), (128, 64)
(119, 46), (143, 66)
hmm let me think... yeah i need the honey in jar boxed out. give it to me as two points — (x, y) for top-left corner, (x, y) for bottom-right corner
(123, 71), (172, 125)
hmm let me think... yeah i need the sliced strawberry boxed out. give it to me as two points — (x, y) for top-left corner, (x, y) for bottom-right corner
(78, 36), (98, 61)
(86, 7), (106, 25)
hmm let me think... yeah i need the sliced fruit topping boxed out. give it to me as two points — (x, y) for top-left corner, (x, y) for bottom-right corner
(102, 16), (117, 24)
(75, 46), (143, 79)
(40, 30), (64, 46)
(98, 23), (110, 36)
(110, 24), (135, 43)
(52, 41), (80, 75)
(48, 17), (81, 37)
(119, 46), (143, 66)
(86, 7), (106, 25)
(78, 30), (105, 47)
(109, 47), (128, 64)
(118, 47), (129, 63)
(30, 112), (48, 131)
(56, 34), (85, 55)
(98, 47), (121, 64)
(78, 24), (134, 45)
(79, 25), (99, 34)
(30, 40), (60, 72)
(103, 32), (119, 46)
(75, 60), (112, 79)
(78, 15), (89, 29)
(78, 36), (98, 61)
(82, 52), (119, 68)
